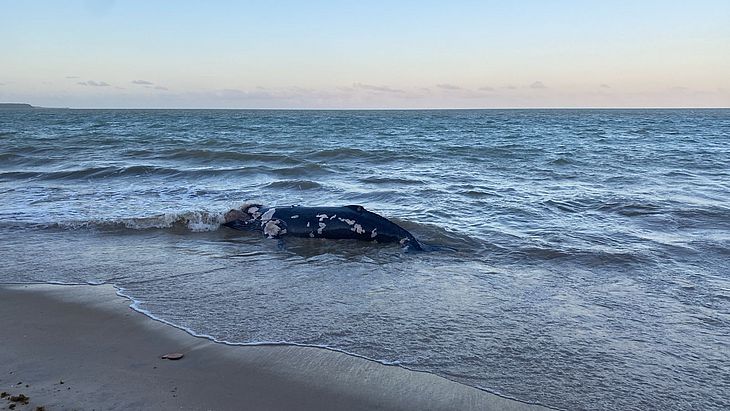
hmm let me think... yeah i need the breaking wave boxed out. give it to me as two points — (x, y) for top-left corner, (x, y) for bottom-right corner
(8, 210), (228, 233)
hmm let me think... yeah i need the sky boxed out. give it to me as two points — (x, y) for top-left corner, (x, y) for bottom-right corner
(1, 0), (729, 108)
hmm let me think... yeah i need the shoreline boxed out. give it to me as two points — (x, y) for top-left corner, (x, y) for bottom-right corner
(0, 283), (549, 411)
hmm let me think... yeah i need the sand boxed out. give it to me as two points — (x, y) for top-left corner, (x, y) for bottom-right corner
(0, 284), (549, 410)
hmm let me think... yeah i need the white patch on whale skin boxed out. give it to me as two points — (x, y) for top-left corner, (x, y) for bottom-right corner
(338, 218), (356, 226)
(306, 222), (310, 228)
(260, 208), (276, 221)
(290, 215), (299, 219)
(329, 214), (337, 220)
(263, 220), (282, 238)
(351, 223), (365, 234)
(371, 228), (378, 238)
(246, 206), (261, 219)
(318, 222), (326, 234)
(309, 232), (315, 238)
(316, 214), (328, 221)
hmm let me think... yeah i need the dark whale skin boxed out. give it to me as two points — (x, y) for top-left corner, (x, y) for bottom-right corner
(223, 205), (422, 250)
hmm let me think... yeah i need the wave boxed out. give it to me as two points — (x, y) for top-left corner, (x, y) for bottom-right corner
(307, 147), (372, 159)
(6, 210), (228, 233)
(359, 176), (426, 185)
(596, 201), (665, 216)
(514, 245), (652, 265)
(549, 157), (574, 166)
(150, 148), (302, 165)
(452, 184), (503, 199)
(405, 222), (491, 253)
(0, 153), (27, 162)
(0, 165), (184, 181)
(269, 163), (333, 176)
(305, 147), (417, 164)
(403, 218), (656, 264)
(0, 163), (335, 181)
(264, 179), (322, 190)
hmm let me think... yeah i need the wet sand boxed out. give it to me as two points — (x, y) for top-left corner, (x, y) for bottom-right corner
(0, 284), (549, 410)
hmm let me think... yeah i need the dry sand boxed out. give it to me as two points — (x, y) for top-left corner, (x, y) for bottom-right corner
(0, 284), (549, 411)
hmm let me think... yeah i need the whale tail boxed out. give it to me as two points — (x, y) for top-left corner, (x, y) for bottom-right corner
(414, 242), (456, 252)
(401, 235), (424, 252)
(404, 236), (456, 252)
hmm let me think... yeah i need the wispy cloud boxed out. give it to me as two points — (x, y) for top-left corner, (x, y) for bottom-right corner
(130, 79), (169, 91)
(479, 86), (495, 91)
(530, 81), (547, 89)
(353, 82), (404, 93)
(436, 83), (462, 90)
(600, 83), (611, 89)
(77, 80), (111, 87)
(65, 75), (80, 79)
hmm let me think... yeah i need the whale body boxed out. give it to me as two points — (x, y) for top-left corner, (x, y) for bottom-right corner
(223, 204), (422, 251)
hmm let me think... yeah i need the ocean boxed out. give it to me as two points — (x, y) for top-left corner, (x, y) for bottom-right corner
(1, 108), (728, 410)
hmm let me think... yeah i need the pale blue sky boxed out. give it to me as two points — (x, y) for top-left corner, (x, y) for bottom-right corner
(1, 0), (728, 108)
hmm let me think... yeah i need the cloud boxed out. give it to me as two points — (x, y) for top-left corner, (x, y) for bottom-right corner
(353, 83), (404, 93)
(129, 79), (169, 90)
(503, 85), (517, 90)
(78, 80), (111, 87)
(436, 83), (461, 90)
(479, 86), (495, 91)
(530, 81), (547, 89)
(600, 83), (611, 89)
(65, 75), (80, 79)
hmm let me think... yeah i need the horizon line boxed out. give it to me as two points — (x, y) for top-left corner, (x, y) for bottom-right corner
(6, 104), (730, 111)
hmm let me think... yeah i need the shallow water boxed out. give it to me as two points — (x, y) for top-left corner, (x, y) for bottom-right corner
(1, 109), (728, 410)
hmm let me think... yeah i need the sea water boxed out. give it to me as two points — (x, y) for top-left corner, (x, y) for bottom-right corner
(1, 109), (728, 410)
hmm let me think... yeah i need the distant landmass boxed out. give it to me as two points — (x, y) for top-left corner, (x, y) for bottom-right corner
(0, 103), (36, 109)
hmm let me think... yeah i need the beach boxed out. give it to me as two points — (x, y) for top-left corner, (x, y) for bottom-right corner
(0, 284), (546, 410)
